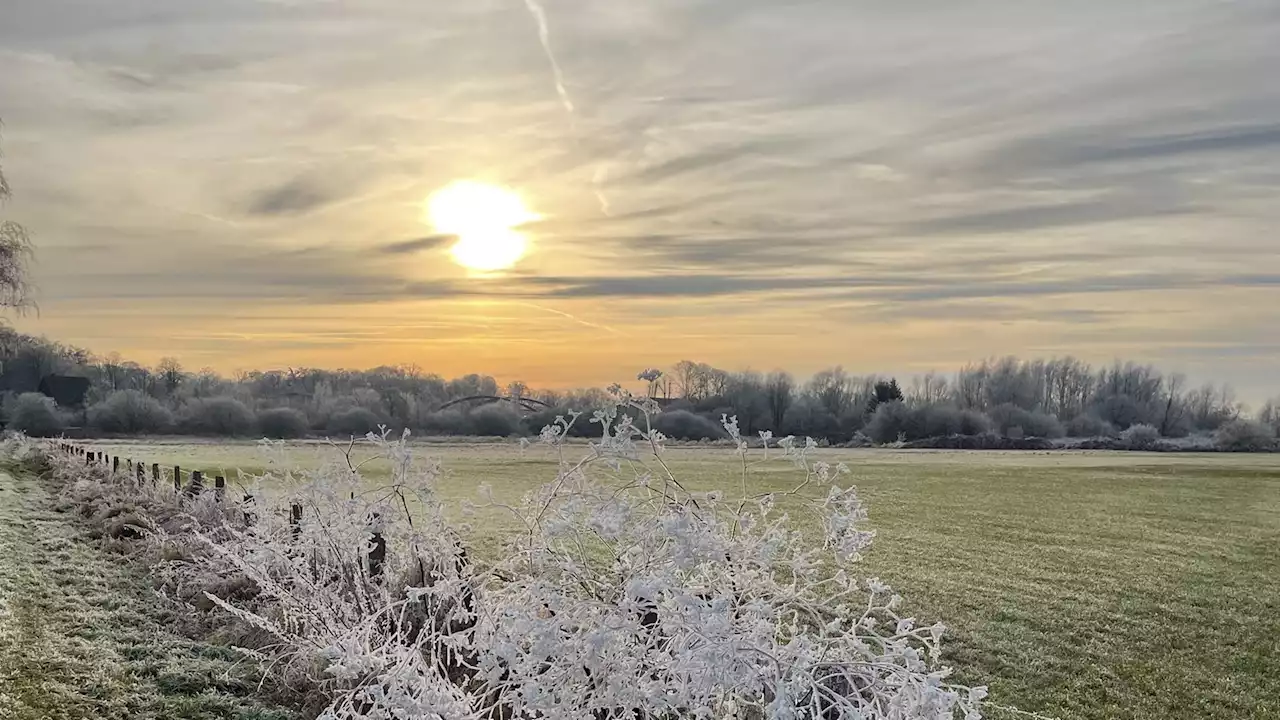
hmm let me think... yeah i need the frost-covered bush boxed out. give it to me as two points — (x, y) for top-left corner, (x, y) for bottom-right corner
(1215, 419), (1276, 452)
(88, 390), (174, 434)
(921, 404), (992, 438)
(1066, 413), (1116, 438)
(256, 406), (309, 439)
(866, 403), (991, 444)
(470, 400), (987, 720)
(651, 408), (725, 440)
(31, 388), (994, 720)
(179, 396), (257, 437)
(468, 402), (522, 437)
(780, 396), (841, 442)
(6, 392), (66, 436)
(1119, 423), (1161, 450)
(987, 404), (1064, 439)
(864, 401), (916, 444)
(326, 407), (383, 437)
(420, 408), (471, 436)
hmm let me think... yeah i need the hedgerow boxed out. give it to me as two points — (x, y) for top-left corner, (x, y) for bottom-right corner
(13, 388), (996, 719)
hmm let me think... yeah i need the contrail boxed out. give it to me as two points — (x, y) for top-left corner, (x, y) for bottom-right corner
(520, 0), (613, 216)
(517, 301), (623, 336)
(522, 0), (574, 117)
(592, 165), (612, 216)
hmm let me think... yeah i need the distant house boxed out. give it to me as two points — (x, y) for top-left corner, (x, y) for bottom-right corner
(38, 374), (91, 409)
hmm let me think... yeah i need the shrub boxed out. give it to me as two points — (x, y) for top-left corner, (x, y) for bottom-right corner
(652, 409), (725, 440)
(468, 402), (522, 437)
(6, 392), (66, 436)
(1092, 395), (1149, 430)
(902, 434), (1055, 450)
(921, 404), (992, 438)
(325, 407), (383, 437)
(1066, 413), (1116, 438)
(256, 407), (309, 439)
(1119, 423), (1161, 450)
(957, 408), (994, 436)
(988, 404), (1065, 439)
(865, 403), (993, 444)
(840, 431), (873, 448)
(864, 401), (919, 444)
(1215, 419), (1276, 452)
(179, 397), (257, 437)
(420, 408), (471, 436)
(88, 390), (173, 434)
(780, 397), (840, 442)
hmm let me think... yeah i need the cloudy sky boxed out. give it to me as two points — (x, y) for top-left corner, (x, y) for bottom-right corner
(2, 0), (1278, 399)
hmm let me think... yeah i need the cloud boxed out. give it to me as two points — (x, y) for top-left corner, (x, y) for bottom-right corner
(244, 177), (337, 217)
(493, 271), (1280, 304)
(992, 124), (1280, 180)
(379, 235), (453, 255)
(1064, 125), (1280, 165)
(4, 0), (1280, 399)
(901, 194), (1199, 236)
(518, 274), (895, 298)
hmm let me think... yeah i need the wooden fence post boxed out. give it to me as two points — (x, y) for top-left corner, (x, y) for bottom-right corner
(136, 463), (144, 483)
(290, 503), (303, 541)
(368, 515), (386, 581)
(366, 509), (384, 576)
(173, 466), (181, 492)
(112, 456), (119, 474)
(152, 463), (160, 485)
(214, 475), (225, 501)
(243, 494), (256, 525)
(188, 470), (204, 496)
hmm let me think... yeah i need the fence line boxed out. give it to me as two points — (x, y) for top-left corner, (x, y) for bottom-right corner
(43, 439), (386, 580)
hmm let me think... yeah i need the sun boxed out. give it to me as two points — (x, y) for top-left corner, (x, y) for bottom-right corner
(425, 180), (540, 272)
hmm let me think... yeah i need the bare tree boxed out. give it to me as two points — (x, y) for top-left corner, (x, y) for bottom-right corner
(100, 351), (125, 391)
(808, 367), (855, 417)
(1260, 399), (1280, 433)
(672, 360), (705, 401)
(505, 380), (529, 401)
(157, 356), (185, 396)
(953, 361), (989, 410)
(1159, 372), (1188, 436)
(909, 371), (950, 406)
(0, 123), (34, 311)
(764, 371), (794, 430)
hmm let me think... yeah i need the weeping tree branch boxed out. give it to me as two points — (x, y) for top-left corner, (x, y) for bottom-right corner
(435, 395), (550, 413)
(0, 121), (34, 314)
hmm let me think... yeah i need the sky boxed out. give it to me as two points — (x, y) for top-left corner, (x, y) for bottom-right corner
(1, 0), (1278, 401)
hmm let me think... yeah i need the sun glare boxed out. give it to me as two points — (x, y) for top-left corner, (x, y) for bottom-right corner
(426, 180), (540, 272)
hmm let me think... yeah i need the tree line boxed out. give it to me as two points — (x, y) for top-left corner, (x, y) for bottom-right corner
(1, 327), (1276, 448)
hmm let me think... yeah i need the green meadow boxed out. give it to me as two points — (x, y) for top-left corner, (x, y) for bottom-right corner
(67, 440), (1280, 720)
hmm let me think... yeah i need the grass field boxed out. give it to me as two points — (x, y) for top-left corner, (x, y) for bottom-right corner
(74, 439), (1280, 720)
(0, 468), (297, 720)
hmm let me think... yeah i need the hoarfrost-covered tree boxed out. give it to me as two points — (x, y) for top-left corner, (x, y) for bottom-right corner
(0, 123), (34, 312)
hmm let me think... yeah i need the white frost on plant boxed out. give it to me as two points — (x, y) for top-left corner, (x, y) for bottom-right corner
(17, 391), (990, 720)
